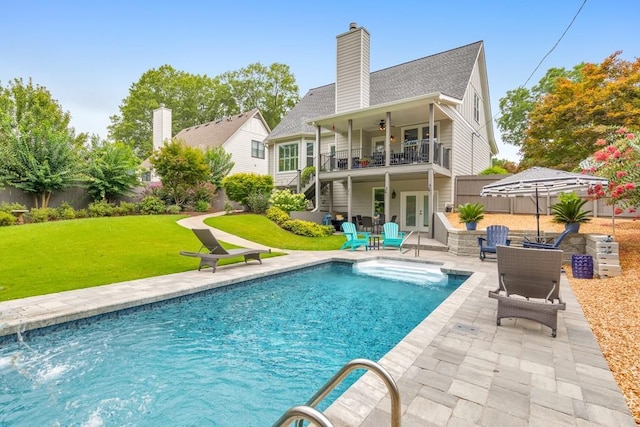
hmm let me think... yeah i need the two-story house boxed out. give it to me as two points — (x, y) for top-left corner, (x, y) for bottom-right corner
(265, 23), (497, 237)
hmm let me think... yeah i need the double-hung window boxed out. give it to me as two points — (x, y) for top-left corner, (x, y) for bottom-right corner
(251, 140), (265, 159)
(473, 93), (480, 123)
(278, 143), (298, 172)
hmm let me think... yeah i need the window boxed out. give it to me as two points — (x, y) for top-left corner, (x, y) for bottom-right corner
(306, 142), (314, 168)
(373, 187), (385, 216)
(251, 140), (265, 159)
(278, 143), (298, 172)
(473, 93), (480, 123)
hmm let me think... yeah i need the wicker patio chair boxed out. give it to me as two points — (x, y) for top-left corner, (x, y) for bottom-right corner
(488, 245), (566, 337)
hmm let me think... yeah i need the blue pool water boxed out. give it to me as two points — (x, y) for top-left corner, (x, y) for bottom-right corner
(0, 261), (466, 426)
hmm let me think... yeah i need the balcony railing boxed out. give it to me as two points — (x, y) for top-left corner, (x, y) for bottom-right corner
(320, 139), (450, 171)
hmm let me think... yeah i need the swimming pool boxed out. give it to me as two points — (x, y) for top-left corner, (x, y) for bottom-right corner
(0, 261), (467, 426)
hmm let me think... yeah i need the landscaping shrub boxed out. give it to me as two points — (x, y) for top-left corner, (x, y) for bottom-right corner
(75, 209), (88, 219)
(266, 207), (290, 225)
(281, 218), (334, 237)
(301, 166), (316, 185)
(57, 202), (76, 220)
(117, 201), (137, 215)
(224, 201), (234, 215)
(166, 204), (182, 214)
(28, 208), (49, 223)
(222, 173), (273, 206)
(0, 211), (16, 226)
(88, 200), (115, 217)
(246, 191), (270, 214)
(269, 189), (308, 214)
(194, 200), (209, 212)
(0, 202), (27, 213)
(137, 196), (166, 215)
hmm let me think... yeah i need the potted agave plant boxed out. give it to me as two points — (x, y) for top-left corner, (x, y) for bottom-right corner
(551, 193), (591, 233)
(457, 202), (485, 231)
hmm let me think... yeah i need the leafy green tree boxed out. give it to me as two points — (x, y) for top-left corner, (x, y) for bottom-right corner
(0, 78), (86, 207)
(220, 63), (299, 130)
(108, 65), (232, 160)
(149, 138), (209, 206)
(496, 66), (583, 159)
(86, 141), (142, 202)
(204, 146), (234, 189)
(222, 173), (273, 207)
(109, 63), (299, 160)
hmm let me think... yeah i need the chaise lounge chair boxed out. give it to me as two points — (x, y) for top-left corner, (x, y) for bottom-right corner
(488, 245), (566, 337)
(522, 228), (571, 250)
(180, 228), (270, 273)
(381, 222), (405, 250)
(340, 222), (369, 251)
(478, 225), (510, 260)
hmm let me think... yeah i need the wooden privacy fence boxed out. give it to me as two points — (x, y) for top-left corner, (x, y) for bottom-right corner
(455, 174), (634, 219)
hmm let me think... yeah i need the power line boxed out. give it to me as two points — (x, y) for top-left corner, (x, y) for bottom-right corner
(520, 0), (588, 88)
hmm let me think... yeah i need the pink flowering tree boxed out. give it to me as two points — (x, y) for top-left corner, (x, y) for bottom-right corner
(583, 126), (640, 217)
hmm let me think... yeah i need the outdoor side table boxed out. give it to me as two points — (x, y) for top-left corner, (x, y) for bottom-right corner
(368, 235), (380, 250)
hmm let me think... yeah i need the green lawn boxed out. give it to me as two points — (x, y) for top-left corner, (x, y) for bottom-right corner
(0, 214), (305, 301)
(204, 214), (345, 250)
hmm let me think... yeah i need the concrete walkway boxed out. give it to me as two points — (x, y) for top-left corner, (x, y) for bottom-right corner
(0, 215), (634, 426)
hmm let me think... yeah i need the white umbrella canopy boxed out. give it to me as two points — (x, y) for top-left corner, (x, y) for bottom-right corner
(480, 167), (608, 238)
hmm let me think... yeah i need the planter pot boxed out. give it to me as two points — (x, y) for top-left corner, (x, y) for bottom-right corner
(565, 223), (580, 233)
(465, 222), (477, 231)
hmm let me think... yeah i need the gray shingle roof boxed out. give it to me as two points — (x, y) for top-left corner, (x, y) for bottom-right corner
(268, 41), (482, 140)
(175, 109), (263, 149)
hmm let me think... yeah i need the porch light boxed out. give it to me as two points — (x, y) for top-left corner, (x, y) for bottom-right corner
(392, 190), (396, 199)
(379, 120), (386, 131)
(390, 135), (395, 142)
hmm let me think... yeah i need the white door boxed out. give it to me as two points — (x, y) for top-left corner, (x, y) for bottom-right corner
(400, 191), (432, 232)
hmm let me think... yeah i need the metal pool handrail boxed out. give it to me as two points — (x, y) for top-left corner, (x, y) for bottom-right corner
(273, 358), (401, 427)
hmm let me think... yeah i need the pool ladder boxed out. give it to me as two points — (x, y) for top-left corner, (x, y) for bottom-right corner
(272, 358), (401, 427)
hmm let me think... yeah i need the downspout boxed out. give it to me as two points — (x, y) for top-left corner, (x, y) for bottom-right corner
(428, 103), (435, 238)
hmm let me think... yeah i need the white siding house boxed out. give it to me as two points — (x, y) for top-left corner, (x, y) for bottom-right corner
(144, 108), (270, 183)
(266, 23), (497, 236)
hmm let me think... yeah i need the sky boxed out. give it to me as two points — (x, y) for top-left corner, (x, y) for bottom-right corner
(1, 0), (638, 162)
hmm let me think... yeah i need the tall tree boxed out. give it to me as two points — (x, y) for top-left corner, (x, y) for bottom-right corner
(497, 66), (583, 151)
(108, 63), (298, 160)
(108, 65), (232, 160)
(149, 138), (209, 206)
(521, 53), (640, 170)
(218, 62), (299, 130)
(0, 79), (86, 207)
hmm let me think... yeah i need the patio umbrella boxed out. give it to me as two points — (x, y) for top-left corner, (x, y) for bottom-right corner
(480, 167), (608, 239)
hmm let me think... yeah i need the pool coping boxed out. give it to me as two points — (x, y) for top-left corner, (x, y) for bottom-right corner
(0, 250), (635, 425)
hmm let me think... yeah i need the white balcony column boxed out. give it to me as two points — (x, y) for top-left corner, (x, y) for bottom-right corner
(384, 171), (391, 223)
(347, 175), (352, 222)
(315, 125), (321, 211)
(385, 111), (391, 166)
(429, 103), (435, 164)
(348, 119), (353, 170)
(428, 169), (435, 238)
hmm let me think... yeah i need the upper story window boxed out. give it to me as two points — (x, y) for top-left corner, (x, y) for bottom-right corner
(251, 140), (265, 159)
(306, 142), (314, 168)
(402, 123), (438, 144)
(278, 143), (298, 172)
(473, 93), (480, 123)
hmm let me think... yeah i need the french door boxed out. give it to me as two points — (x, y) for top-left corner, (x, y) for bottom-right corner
(400, 191), (434, 232)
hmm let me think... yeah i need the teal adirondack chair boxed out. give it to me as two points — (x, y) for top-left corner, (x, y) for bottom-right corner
(382, 222), (405, 249)
(340, 222), (370, 251)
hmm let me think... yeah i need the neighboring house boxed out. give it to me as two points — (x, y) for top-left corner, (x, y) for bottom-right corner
(143, 106), (270, 182)
(265, 23), (497, 236)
